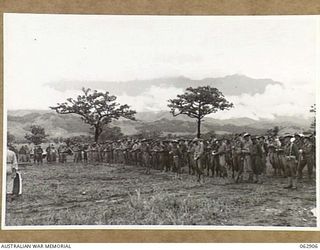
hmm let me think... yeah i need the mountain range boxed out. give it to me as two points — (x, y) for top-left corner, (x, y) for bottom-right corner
(46, 74), (283, 96)
(7, 110), (313, 142)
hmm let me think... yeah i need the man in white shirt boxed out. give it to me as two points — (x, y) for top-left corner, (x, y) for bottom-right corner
(6, 147), (18, 195)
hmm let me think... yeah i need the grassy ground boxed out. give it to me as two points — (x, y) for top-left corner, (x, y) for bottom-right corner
(5, 160), (317, 227)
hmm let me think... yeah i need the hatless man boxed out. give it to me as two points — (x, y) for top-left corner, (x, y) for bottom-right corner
(283, 134), (299, 189)
(7, 146), (18, 196)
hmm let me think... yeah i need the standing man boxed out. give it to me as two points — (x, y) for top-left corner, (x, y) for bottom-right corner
(251, 136), (263, 183)
(35, 145), (44, 165)
(7, 146), (18, 196)
(169, 140), (182, 179)
(298, 134), (315, 180)
(217, 138), (228, 178)
(18, 146), (27, 163)
(25, 144), (31, 163)
(194, 138), (205, 182)
(242, 133), (253, 182)
(283, 134), (299, 189)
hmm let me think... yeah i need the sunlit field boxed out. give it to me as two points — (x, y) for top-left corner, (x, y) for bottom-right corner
(5, 159), (316, 227)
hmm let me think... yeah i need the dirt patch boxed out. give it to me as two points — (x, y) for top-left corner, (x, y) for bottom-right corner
(5, 162), (317, 227)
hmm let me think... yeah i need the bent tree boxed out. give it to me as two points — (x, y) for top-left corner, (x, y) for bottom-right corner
(168, 86), (233, 138)
(50, 88), (136, 142)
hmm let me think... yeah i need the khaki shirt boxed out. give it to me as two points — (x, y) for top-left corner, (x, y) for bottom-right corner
(7, 149), (18, 174)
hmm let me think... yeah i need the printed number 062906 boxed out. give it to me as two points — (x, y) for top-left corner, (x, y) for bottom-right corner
(300, 244), (318, 248)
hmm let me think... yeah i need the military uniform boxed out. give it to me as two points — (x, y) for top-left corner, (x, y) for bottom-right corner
(187, 142), (196, 175)
(18, 146), (27, 162)
(194, 139), (205, 182)
(232, 139), (244, 183)
(251, 138), (263, 183)
(217, 140), (228, 178)
(73, 144), (82, 163)
(242, 135), (253, 181)
(298, 137), (314, 180)
(6, 149), (18, 194)
(283, 136), (299, 189)
(141, 142), (152, 174)
(170, 141), (182, 178)
(35, 146), (44, 165)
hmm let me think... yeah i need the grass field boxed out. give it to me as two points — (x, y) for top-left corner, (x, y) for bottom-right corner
(5, 160), (317, 227)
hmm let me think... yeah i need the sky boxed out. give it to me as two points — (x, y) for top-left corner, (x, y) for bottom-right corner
(4, 14), (319, 119)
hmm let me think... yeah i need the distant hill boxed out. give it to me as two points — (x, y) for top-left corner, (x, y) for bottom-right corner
(7, 110), (312, 142)
(45, 74), (283, 96)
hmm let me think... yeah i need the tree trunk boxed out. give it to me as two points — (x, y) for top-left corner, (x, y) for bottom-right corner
(94, 125), (101, 143)
(197, 118), (201, 138)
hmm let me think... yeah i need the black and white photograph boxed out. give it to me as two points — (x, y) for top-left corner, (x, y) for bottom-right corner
(3, 14), (318, 228)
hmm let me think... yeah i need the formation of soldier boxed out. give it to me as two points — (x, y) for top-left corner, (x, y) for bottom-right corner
(14, 132), (315, 188)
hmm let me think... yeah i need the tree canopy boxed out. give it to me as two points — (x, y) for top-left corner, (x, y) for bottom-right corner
(25, 125), (48, 145)
(50, 88), (136, 142)
(168, 86), (233, 138)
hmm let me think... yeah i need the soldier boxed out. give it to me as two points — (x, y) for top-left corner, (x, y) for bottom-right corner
(18, 145), (27, 163)
(232, 136), (244, 183)
(25, 144), (31, 163)
(258, 136), (268, 175)
(251, 136), (263, 183)
(187, 140), (196, 175)
(35, 145), (44, 165)
(151, 141), (162, 170)
(214, 138), (228, 178)
(90, 143), (100, 163)
(211, 139), (221, 177)
(131, 140), (141, 166)
(6, 145), (18, 196)
(46, 145), (51, 163)
(193, 138), (205, 182)
(59, 144), (67, 163)
(268, 142), (278, 176)
(160, 140), (171, 172)
(283, 134), (299, 189)
(57, 144), (63, 163)
(141, 139), (152, 174)
(178, 139), (188, 171)
(241, 133), (253, 182)
(169, 140), (182, 179)
(225, 139), (234, 177)
(298, 134), (314, 180)
(205, 139), (214, 177)
(294, 133), (305, 179)
(104, 142), (113, 164)
(276, 136), (286, 177)
(73, 143), (82, 163)
(50, 144), (57, 163)
(82, 144), (89, 164)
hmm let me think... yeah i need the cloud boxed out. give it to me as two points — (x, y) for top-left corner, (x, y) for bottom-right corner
(113, 82), (315, 120)
(211, 83), (315, 120)
(117, 86), (184, 112)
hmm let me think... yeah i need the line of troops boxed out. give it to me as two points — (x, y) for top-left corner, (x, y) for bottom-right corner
(15, 132), (315, 189)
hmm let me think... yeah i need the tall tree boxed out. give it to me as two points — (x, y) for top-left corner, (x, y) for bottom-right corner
(50, 88), (136, 142)
(168, 86), (233, 138)
(25, 125), (48, 145)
